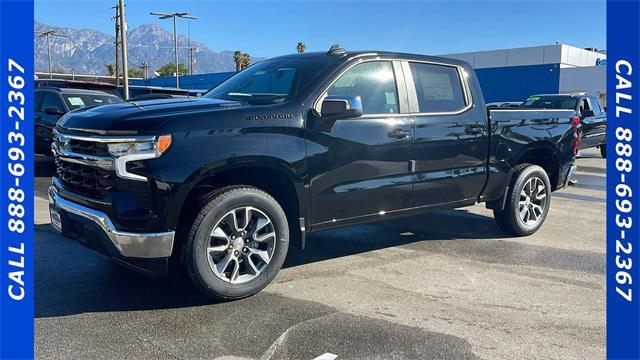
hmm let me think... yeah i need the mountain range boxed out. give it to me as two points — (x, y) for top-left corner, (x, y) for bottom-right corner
(34, 20), (263, 75)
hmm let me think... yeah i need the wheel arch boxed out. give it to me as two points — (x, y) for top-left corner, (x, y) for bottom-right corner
(172, 157), (308, 253)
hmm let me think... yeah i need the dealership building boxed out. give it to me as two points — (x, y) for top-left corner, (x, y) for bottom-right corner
(442, 44), (607, 106)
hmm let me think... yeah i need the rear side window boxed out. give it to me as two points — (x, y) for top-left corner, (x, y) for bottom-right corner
(327, 61), (398, 114)
(409, 62), (467, 113)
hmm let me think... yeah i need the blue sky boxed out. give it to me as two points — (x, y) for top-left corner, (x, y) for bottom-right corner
(35, 0), (606, 58)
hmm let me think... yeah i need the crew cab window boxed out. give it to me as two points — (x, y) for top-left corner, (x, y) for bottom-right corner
(409, 62), (466, 113)
(327, 61), (398, 114)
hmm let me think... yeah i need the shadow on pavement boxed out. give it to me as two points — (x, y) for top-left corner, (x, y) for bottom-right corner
(35, 209), (500, 319)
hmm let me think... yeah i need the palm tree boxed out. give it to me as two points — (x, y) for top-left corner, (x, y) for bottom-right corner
(296, 42), (306, 53)
(233, 50), (243, 72)
(240, 53), (251, 70)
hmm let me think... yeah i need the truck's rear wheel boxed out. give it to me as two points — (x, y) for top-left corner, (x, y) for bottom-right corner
(600, 143), (606, 158)
(184, 186), (289, 300)
(494, 164), (551, 236)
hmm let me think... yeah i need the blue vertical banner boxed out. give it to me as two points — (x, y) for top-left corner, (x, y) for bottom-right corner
(607, 0), (640, 359)
(0, 0), (35, 359)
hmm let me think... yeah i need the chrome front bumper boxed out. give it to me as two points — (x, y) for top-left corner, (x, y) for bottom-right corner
(48, 186), (175, 259)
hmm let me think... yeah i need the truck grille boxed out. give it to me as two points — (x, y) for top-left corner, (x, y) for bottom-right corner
(55, 158), (116, 196)
(68, 139), (111, 157)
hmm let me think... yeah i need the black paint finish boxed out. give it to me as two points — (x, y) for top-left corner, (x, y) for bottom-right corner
(53, 51), (577, 251)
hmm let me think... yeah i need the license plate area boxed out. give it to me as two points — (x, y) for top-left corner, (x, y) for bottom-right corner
(50, 208), (62, 233)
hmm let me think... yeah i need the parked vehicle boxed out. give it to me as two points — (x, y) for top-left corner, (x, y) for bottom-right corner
(49, 47), (578, 300)
(35, 88), (123, 155)
(520, 93), (607, 157)
(128, 93), (188, 102)
(486, 101), (522, 109)
(35, 79), (121, 97)
(119, 85), (193, 99)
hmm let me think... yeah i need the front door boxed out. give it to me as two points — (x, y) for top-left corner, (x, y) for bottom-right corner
(307, 60), (414, 226)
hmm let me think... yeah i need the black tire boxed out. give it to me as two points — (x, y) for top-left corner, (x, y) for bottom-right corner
(493, 164), (551, 236)
(600, 144), (606, 158)
(184, 186), (289, 300)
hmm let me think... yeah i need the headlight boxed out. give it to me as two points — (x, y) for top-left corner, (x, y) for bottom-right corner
(110, 134), (172, 181)
(107, 134), (172, 157)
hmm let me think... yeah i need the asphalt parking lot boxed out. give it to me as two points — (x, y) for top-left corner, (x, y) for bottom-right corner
(34, 149), (605, 360)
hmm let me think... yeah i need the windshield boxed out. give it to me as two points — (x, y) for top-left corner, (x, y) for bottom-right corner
(63, 93), (123, 110)
(205, 57), (338, 105)
(520, 96), (578, 110)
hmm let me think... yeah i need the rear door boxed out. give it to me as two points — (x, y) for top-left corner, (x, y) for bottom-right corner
(579, 96), (606, 148)
(404, 61), (489, 207)
(307, 60), (415, 226)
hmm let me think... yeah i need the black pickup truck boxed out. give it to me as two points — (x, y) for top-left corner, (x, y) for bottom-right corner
(521, 93), (607, 157)
(49, 47), (578, 300)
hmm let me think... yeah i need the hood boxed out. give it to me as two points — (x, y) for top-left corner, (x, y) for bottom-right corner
(57, 98), (244, 135)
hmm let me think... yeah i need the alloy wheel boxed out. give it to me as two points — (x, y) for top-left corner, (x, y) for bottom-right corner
(206, 206), (276, 284)
(518, 177), (547, 226)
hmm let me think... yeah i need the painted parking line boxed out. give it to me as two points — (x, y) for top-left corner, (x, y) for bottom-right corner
(312, 353), (338, 360)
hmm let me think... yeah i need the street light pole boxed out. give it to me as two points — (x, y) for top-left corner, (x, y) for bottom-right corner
(46, 34), (52, 78)
(150, 11), (196, 89)
(112, 4), (120, 86)
(36, 30), (66, 79)
(173, 15), (179, 88)
(119, 0), (129, 100)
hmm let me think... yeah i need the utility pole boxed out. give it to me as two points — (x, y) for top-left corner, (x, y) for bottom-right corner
(36, 30), (66, 79)
(141, 62), (148, 79)
(150, 11), (197, 88)
(189, 47), (195, 75)
(112, 4), (120, 85)
(119, 0), (129, 99)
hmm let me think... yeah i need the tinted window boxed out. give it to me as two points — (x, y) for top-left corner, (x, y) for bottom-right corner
(206, 57), (338, 105)
(590, 97), (602, 115)
(327, 61), (398, 114)
(62, 93), (122, 110)
(521, 96), (578, 110)
(41, 93), (64, 113)
(410, 62), (466, 113)
(34, 91), (44, 112)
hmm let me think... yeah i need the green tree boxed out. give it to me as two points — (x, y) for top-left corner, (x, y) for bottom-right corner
(105, 63), (116, 76)
(240, 53), (251, 70)
(157, 63), (188, 77)
(296, 42), (306, 53)
(233, 51), (251, 71)
(233, 50), (243, 72)
(128, 67), (144, 78)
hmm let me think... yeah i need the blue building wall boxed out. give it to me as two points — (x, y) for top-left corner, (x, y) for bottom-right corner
(130, 72), (236, 90)
(475, 64), (560, 103)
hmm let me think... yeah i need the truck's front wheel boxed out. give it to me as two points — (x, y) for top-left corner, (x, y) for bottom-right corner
(494, 164), (551, 236)
(184, 186), (289, 300)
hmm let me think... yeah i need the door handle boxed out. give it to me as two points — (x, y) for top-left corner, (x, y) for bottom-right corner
(387, 128), (410, 139)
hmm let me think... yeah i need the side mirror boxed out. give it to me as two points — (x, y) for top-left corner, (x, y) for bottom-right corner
(44, 106), (63, 116)
(581, 109), (595, 117)
(321, 96), (363, 119)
